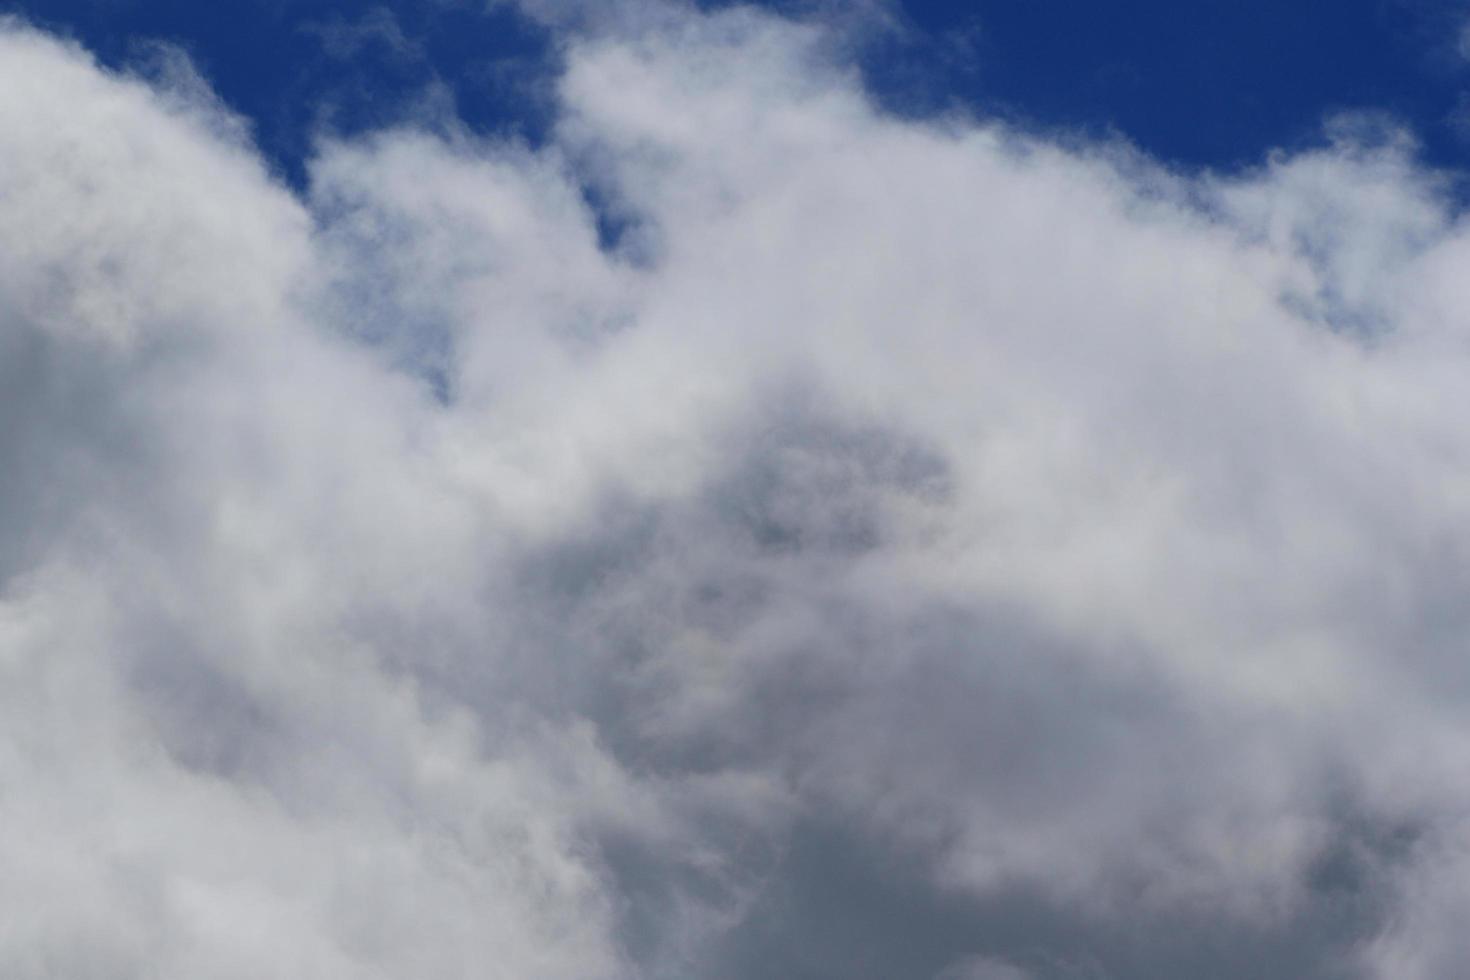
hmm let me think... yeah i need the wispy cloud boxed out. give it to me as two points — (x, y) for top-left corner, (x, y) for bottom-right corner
(300, 6), (426, 66)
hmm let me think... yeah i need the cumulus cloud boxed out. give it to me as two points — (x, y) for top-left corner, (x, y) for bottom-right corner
(5, 2), (1470, 977)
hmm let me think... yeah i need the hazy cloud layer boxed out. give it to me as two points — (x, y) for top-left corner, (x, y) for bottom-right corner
(5, 3), (1470, 977)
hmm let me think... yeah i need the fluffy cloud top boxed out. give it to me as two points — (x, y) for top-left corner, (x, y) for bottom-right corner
(4, 4), (1470, 978)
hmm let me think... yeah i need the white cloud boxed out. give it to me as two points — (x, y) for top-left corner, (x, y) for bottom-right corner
(5, 2), (1470, 976)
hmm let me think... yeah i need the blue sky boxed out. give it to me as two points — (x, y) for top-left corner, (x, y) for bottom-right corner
(871, 0), (1469, 168)
(2, 0), (559, 185)
(10, 0), (1470, 183)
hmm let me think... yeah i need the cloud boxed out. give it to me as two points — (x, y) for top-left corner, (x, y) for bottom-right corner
(301, 7), (426, 66)
(935, 958), (1032, 980)
(5, 2), (1470, 977)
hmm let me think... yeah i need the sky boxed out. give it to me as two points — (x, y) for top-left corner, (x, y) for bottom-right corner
(7, 1), (1470, 979)
(13, 0), (1470, 181)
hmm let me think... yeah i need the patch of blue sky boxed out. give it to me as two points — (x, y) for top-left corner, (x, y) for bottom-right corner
(855, 0), (1470, 174)
(9, 0), (1470, 197)
(1, 0), (558, 187)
